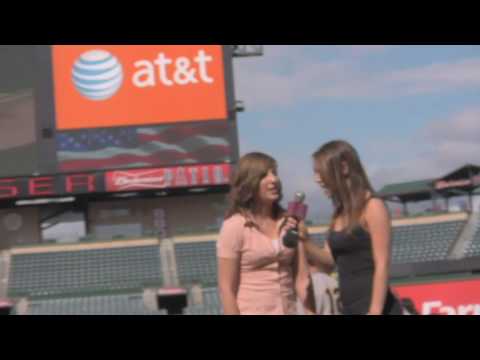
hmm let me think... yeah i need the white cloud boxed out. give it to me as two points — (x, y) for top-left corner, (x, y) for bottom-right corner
(347, 45), (389, 56)
(263, 45), (309, 60)
(386, 58), (480, 95)
(423, 107), (480, 170)
(367, 106), (480, 191)
(267, 105), (480, 221)
(235, 54), (363, 108)
(258, 117), (287, 130)
(275, 103), (480, 222)
(425, 106), (480, 145)
(234, 46), (480, 109)
(234, 47), (480, 219)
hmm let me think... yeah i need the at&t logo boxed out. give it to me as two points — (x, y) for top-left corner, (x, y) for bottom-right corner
(72, 50), (124, 101)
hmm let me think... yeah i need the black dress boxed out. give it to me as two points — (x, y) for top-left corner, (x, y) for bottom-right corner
(328, 226), (403, 315)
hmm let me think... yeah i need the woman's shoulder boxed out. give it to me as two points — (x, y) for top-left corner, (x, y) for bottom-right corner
(363, 197), (390, 227)
(222, 213), (248, 229)
(365, 197), (387, 214)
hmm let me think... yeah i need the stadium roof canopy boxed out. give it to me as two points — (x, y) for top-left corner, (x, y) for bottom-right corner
(438, 164), (480, 181)
(377, 179), (435, 203)
(378, 164), (480, 203)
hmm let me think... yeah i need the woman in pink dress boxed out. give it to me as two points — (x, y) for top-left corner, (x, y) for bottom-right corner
(217, 152), (315, 315)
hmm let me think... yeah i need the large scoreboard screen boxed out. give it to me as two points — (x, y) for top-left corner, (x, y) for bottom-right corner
(0, 45), (238, 201)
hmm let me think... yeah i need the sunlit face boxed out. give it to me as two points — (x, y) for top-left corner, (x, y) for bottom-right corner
(257, 168), (281, 204)
(313, 159), (332, 198)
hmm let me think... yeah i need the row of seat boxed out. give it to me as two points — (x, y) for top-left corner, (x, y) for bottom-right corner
(464, 221), (480, 257)
(8, 245), (163, 298)
(24, 287), (224, 316)
(391, 221), (465, 264)
(27, 293), (162, 316)
(6, 219), (468, 304)
(175, 242), (218, 287)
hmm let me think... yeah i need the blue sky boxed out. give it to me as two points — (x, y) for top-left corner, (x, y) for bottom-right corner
(233, 45), (480, 222)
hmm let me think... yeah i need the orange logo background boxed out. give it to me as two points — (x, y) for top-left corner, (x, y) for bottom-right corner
(52, 45), (228, 130)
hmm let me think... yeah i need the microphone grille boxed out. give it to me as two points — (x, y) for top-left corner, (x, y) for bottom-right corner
(295, 191), (306, 203)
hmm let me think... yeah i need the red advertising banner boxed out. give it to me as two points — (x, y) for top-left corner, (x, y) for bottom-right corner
(0, 173), (105, 200)
(0, 164), (231, 200)
(393, 278), (480, 315)
(105, 164), (231, 192)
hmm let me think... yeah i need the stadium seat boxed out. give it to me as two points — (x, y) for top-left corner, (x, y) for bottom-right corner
(391, 220), (465, 264)
(8, 245), (163, 298)
(464, 215), (480, 258)
(27, 292), (163, 315)
(175, 241), (218, 287)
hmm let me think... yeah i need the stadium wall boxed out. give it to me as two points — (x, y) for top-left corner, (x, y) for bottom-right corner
(88, 193), (229, 240)
(0, 207), (41, 250)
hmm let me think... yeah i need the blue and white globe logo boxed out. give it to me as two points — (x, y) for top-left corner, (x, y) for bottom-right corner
(72, 50), (124, 101)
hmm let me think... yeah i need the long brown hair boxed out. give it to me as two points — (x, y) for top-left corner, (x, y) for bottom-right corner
(225, 152), (283, 221)
(313, 140), (375, 234)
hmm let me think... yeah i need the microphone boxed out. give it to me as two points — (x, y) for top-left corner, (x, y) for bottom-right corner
(283, 191), (308, 248)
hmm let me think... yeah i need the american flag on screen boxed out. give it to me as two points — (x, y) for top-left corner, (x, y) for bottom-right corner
(56, 122), (233, 172)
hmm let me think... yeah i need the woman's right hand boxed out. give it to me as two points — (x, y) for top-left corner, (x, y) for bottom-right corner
(278, 216), (299, 239)
(297, 222), (336, 273)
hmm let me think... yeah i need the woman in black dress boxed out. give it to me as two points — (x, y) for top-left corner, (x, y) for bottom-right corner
(298, 140), (403, 315)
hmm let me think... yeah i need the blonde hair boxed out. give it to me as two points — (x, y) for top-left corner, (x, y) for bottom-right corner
(313, 140), (374, 233)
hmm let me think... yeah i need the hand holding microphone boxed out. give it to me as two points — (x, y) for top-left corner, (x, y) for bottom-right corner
(283, 191), (308, 248)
